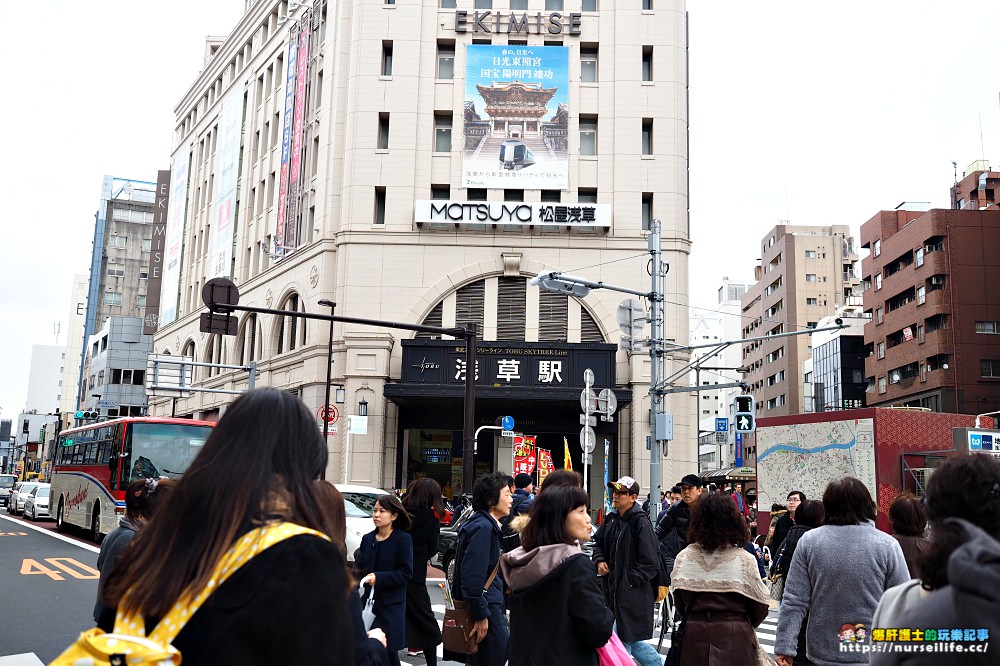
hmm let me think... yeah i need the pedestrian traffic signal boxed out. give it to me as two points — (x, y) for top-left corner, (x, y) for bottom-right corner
(75, 410), (99, 420)
(734, 395), (756, 434)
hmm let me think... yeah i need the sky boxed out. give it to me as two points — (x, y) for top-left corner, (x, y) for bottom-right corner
(1, 0), (999, 420)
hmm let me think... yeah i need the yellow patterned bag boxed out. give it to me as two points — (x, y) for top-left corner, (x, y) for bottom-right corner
(50, 522), (327, 666)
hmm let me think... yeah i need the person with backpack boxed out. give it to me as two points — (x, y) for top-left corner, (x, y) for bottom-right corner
(592, 476), (661, 666)
(500, 473), (535, 552)
(654, 473), (703, 581)
(89, 388), (353, 665)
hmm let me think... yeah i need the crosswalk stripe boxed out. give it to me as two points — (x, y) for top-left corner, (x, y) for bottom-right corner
(399, 607), (780, 663)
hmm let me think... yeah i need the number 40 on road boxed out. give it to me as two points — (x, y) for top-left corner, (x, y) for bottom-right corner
(21, 558), (99, 580)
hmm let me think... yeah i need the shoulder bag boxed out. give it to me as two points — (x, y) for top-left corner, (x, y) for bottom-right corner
(441, 561), (500, 655)
(50, 522), (327, 666)
(663, 592), (696, 666)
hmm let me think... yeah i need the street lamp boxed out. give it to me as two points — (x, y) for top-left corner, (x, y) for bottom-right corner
(358, 398), (368, 417)
(318, 299), (337, 441)
(529, 218), (666, 518)
(334, 386), (346, 404)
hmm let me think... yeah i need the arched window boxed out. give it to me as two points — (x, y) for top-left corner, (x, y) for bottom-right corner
(237, 313), (260, 365)
(204, 334), (225, 378)
(276, 292), (307, 353)
(182, 340), (196, 359)
(417, 276), (603, 343)
(580, 308), (605, 342)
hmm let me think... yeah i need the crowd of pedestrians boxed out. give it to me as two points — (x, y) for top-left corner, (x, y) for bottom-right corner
(80, 388), (1000, 666)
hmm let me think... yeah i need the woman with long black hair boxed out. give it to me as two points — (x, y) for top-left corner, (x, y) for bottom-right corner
(97, 388), (353, 664)
(402, 478), (446, 665)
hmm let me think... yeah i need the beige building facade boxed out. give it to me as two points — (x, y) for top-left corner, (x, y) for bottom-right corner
(741, 224), (859, 417)
(151, 0), (692, 495)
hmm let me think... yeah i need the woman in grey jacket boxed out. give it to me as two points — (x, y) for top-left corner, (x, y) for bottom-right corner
(775, 477), (908, 666)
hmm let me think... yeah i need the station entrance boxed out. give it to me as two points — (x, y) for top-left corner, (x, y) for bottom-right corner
(385, 339), (631, 510)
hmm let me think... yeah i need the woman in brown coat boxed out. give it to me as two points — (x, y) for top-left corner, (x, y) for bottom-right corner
(888, 493), (929, 579)
(670, 491), (771, 665)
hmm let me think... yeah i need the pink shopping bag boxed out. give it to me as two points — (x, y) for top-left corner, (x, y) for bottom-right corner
(596, 631), (635, 666)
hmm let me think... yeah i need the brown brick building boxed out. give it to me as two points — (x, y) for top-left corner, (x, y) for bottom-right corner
(861, 167), (1000, 413)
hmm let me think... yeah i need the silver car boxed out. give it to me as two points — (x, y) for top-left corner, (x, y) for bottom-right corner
(8, 482), (38, 515)
(23, 483), (51, 521)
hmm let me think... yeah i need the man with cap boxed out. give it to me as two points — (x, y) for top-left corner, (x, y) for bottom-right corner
(654, 473), (704, 584)
(592, 476), (661, 666)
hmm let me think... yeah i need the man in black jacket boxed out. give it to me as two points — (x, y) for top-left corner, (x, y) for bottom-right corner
(654, 473), (703, 581)
(592, 475), (661, 666)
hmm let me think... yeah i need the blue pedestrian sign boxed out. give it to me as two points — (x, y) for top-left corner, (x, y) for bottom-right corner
(502, 415), (515, 431)
(715, 417), (728, 432)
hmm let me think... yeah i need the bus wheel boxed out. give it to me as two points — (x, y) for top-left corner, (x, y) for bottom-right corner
(56, 499), (67, 533)
(91, 503), (102, 544)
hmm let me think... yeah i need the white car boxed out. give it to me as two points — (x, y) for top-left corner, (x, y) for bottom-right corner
(23, 483), (51, 521)
(335, 484), (391, 562)
(8, 482), (39, 515)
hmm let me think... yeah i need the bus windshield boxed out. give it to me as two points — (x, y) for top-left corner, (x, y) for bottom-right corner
(126, 423), (212, 481)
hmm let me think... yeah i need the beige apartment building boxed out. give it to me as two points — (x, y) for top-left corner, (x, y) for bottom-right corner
(149, 0), (692, 496)
(741, 224), (860, 417)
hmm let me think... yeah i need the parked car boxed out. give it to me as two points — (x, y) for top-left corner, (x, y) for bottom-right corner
(23, 483), (51, 521)
(0, 474), (15, 508)
(8, 482), (39, 515)
(335, 484), (391, 562)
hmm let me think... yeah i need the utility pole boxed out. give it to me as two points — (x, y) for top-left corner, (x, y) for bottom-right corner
(648, 217), (667, 521)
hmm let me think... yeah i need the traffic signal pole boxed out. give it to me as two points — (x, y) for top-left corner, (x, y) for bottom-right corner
(201, 278), (480, 493)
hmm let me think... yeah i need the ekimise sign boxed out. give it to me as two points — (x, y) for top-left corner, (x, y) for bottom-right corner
(452, 11), (584, 36)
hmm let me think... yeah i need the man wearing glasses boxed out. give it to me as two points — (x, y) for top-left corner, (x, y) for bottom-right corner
(592, 476), (661, 666)
(768, 490), (805, 576)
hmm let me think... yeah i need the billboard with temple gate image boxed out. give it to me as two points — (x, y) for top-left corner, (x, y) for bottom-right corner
(463, 45), (569, 190)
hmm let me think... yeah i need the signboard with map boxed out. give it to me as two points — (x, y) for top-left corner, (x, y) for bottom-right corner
(756, 417), (876, 511)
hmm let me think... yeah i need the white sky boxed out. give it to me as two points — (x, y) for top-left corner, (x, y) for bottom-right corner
(1, 0), (998, 419)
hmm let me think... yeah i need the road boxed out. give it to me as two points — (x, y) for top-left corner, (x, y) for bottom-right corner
(0, 513), (100, 664)
(0, 517), (780, 664)
(399, 575), (780, 665)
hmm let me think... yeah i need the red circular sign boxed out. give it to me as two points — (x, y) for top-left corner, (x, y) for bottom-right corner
(317, 405), (339, 424)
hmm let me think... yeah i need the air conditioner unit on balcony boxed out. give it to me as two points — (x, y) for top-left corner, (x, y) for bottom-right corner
(911, 467), (935, 497)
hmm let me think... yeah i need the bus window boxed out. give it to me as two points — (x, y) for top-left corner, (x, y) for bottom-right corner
(125, 422), (213, 481)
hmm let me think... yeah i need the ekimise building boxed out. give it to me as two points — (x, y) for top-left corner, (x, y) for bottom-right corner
(150, 0), (692, 501)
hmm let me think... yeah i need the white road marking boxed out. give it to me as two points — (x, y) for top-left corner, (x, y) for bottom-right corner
(0, 653), (45, 666)
(0, 514), (100, 553)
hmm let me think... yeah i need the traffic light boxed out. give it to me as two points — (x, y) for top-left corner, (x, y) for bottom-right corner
(734, 395), (756, 434)
(75, 410), (99, 420)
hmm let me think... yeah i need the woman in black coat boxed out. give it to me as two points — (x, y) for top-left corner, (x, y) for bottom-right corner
(501, 486), (615, 665)
(446, 472), (513, 666)
(357, 494), (415, 666)
(403, 478), (445, 665)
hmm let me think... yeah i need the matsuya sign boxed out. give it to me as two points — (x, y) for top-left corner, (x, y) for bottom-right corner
(451, 11), (584, 36)
(415, 200), (611, 227)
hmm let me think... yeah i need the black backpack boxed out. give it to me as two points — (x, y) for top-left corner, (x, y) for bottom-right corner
(499, 493), (532, 553)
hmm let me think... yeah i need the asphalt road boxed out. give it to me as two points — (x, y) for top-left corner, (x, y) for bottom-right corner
(0, 513), (100, 664)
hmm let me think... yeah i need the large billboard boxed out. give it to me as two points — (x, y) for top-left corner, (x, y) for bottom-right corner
(274, 31), (298, 256)
(209, 90), (243, 279)
(463, 45), (569, 190)
(159, 151), (190, 327)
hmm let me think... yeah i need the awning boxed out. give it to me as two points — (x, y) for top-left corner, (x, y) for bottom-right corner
(701, 466), (756, 481)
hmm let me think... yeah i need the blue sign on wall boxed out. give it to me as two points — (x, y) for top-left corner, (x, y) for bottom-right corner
(735, 432), (744, 467)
